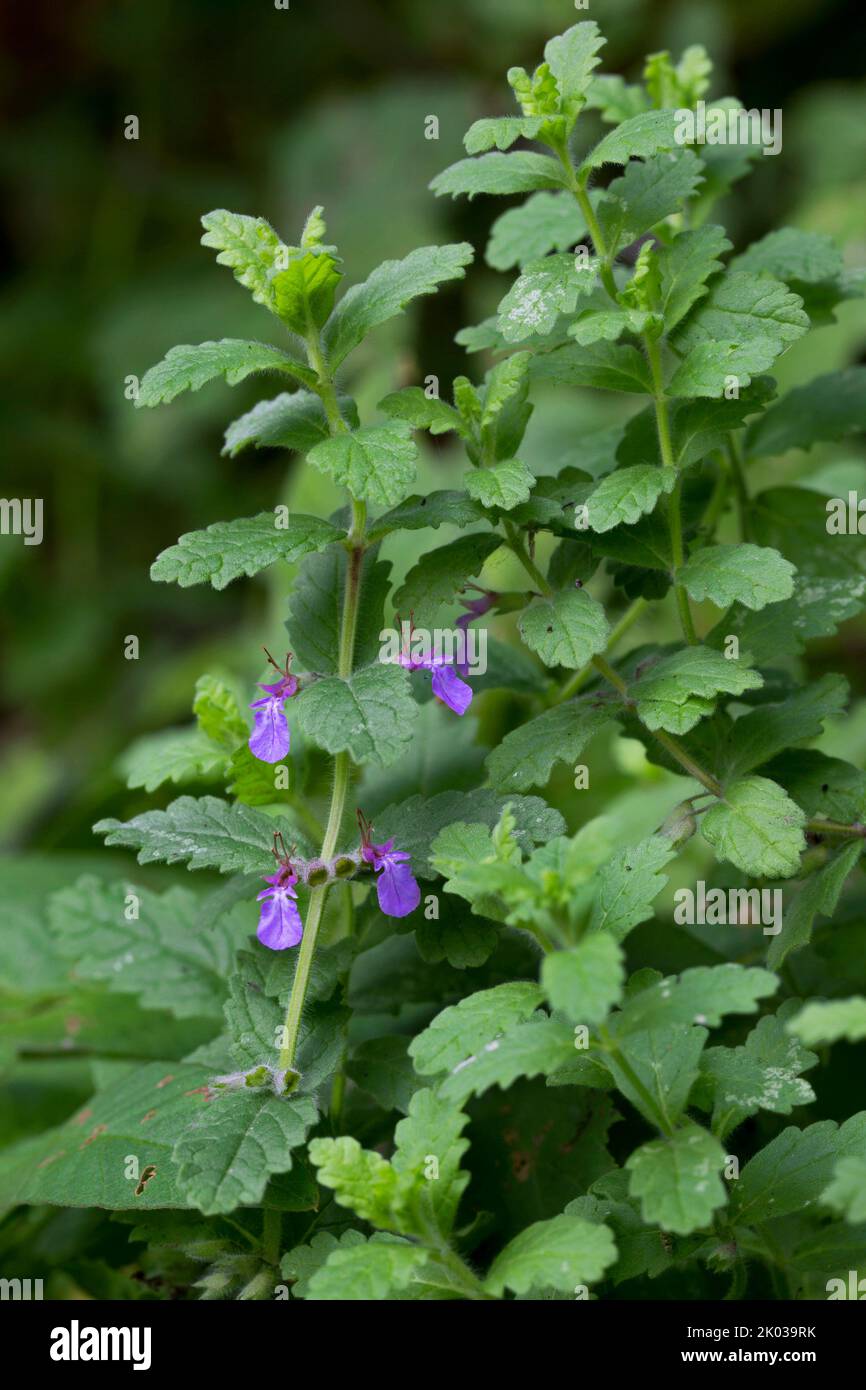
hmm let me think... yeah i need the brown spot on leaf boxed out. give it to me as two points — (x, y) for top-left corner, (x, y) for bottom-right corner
(72, 1107), (93, 1127)
(79, 1124), (108, 1149)
(37, 1150), (66, 1169)
(134, 1164), (157, 1197)
(140, 1109), (157, 1124)
(155, 1074), (175, 1089)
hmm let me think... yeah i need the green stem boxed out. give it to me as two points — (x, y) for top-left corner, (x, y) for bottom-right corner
(598, 1025), (675, 1137)
(645, 336), (697, 645)
(262, 1208), (282, 1266)
(505, 520), (553, 596)
(552, 140), (619, 300)
(807, 818), (866, 839)
(726, 434), (751, 542)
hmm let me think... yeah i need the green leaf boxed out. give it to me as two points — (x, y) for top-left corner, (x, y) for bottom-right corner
(393, 533), (502, 624)
(0, 1062), (214, 1211)
(588, 836), (676, 942)
(578, 110), (680, 178)
(287, 547), (391, 675)
(602, 1021), (706, 1127)
(137, 340), (316, 406)
(271, 248), (342, 333)
(485, 1212), (616, 1296)
(632, 648), (763, 735)
(415, 905), (499, 971)
(626, 1125), (726, 1235)
(745, 367), (866, 457)
(786, 1000), (866, 1047)
(346, 1038), (417, 1115)
(463, 115), (548, 153)
(655, 225), (732, 332)
(200, 209), (287, 311)
(542, 936), (624, 1025)
(323, 244), (474, 369)
(94, 796), (308, 874)
(544, 20), (606, 112)
(486, 192), (587, 271)
(732, 228), (847, 321)
(586, 465), (675, 532)
(430, 152), (567, 200)
(391, 1087), (470, 1235)
(569, 308), (653, 345)
(150, 511), (342, 590)
(729, 1115), (866, 1224)
(307, 1237), (429, 1300)
(718, 674), (850, 783)
(47, 877), (247, 1020)
(667, 338), (781, 397)
(193, 674), (247, 749)
(368, 490), (484, 540)
(296, 664), (417, 767)
(377, 387), (464, 436)
(585, 74), (650, 123)
(174, 1092), (317, 1215)
(701, 776), (806, 879)
(679, 542), (795, 611)
(617, 964), (778, 1037)
(410, 982), (545, 1076)
(223, 391), (358, 457)
(497, 254), (599, 341)
(281, 1229), (367, 1298)
(672, 270), (809, 353)
(438, 1015), (576, 1104)
(307, 422), (417, 506)
(466, 458), (534, 511)
(767, 841), (862, 969)
(822, 1157), (866, 1224)
(532, 341), (653, 393)
(701, 1011), (817, 1140)
(486, 697), (614, 792)
(119, 728), (227, 793)
(596, 151), (705, 256)
(518, 589), (610, 669)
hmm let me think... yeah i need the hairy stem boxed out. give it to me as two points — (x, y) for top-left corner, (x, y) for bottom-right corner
(505, 519), (553, 596)
(555, 597), (648, 703)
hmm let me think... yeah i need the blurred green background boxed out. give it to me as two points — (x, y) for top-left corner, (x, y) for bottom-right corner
(2, 0), (866, 857)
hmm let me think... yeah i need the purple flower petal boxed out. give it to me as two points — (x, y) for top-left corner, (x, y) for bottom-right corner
(376, 859), (421, 917)
(257, 889), (303, 950)
(249, 697), (290, 762)
(431, 664), (473, 715)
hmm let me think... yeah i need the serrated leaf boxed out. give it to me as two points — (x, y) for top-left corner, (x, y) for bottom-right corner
(368, 490), (484, 540)
(626, 1125), (726, 1235)
(120, 727), (227, 793)
(586, 465), (675, 532)
(732, 228), (844, 290)
(393, 533), (502, 624)
(518, 588), (610, 669)
(281, 1229), (367, 1298)
(415, 906), (499, 971)
(466, 458), (534, 510)
(701, 776), (806, 879)
(307, 422), (417, 506)
(532, 340), (653, 393)
(578, 110), (680, 178)
(745, 367), (866, 458)
(822, 1157), (866, 1224)
(200, 209), (287, 311)
(174, 1092), (317, 1215)
(667, 338), (781, 397)
(617, 964), (777, 1037)
(767, 841), (862, 970)
(544, 20), (606, 111)
(497, 253), (599, 341)
(94, 796), (308, 874)
(151, 511), (342, 590)
(486, 697), (614, 792)
(223, 391), (358, 457)
(679, 542), (795, 611)
(673, 270), (809, 352)
(542, 936), (624, 1025)
(410, 982), (545, 1076)
(377, 387), (463, 436)
(596, 150), (705, 256)
(346, 1037), (416, 1115)
(430, 152), (567, 200)
(296, 664), (417, 767)
(787, 1000), (866, 1047)
(374, 790), (564, 880)
(271, 248), (342, 333)
(307, 1237), (429, 1300)
(486, 192), (587, 271)
(730, 1115), (866, 1224)
(47, 877), (246, 1020)
(587, 836), (677, 942)
(287, 546), (390, 675)
(391, 1088), (470, 1235)
(568, 307), (652, 345)
(710, 667), (848, 770)
(137, 340), (316, 407)
(485, 1212), (616, 1296)
(463, 115), (548, 153)
(603, 1021), (706, 1127)
(323, 244), (474, 369)
(438, 1014), (576, 1104)
(632, 648), (763, 735)
(655, 224), (732, 332)
(701, 1012), (817, 1139)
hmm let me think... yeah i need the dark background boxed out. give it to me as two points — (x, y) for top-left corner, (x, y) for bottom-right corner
(2, 0), (865, 854)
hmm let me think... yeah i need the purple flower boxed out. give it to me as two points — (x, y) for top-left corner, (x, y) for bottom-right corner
(358, 810), (421, 918)
(256, 833), (303, 950)
(249, 649), (298, 763)
(395, 617), (474, 717)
